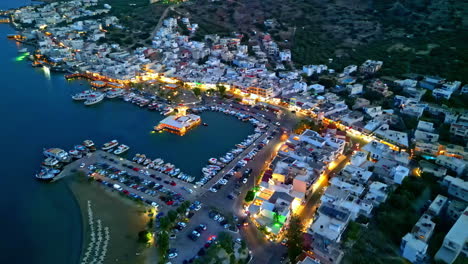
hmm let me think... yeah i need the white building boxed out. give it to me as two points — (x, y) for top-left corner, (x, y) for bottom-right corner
(428, 195), (448, 217)
(401, 233), (429, 263)
(392, 165), (410, 184)
(436, 156), (467, 176)
(347, 83), (363, 95)
(309, 203), (351, 242)
(435, 207), (468, 264)
(441, 176), (468, 202)
(279, 49), (291, 61)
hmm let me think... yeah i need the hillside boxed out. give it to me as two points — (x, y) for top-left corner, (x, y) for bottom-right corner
(41, 0), (468, 81)
(173, 0), (468, 81)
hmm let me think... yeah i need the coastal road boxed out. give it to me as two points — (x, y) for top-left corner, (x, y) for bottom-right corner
(198, 124), (276, 194)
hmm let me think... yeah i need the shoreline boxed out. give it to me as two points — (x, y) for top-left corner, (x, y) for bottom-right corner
(68, 173), (152, 264)
(64, 176), (85, 264)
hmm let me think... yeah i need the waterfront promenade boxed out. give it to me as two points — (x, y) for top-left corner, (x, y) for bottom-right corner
(199, 124), (276, 194)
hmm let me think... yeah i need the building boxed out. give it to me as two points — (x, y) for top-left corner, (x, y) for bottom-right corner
(446, 200), (467, 222)
(428, 195), (448, 216)
(155, 113), (201, 135)
(401, 233), (429, 263)
(246, 86), (274, 98)
(436, 156), (467, 176)
(347, 83), (363, 95)
(419, 160), (447, 178)
(401, 213), (435, 263)
(392, 165), (410, 185)
(359, 60), (383, 74)
(434, 208), (468, 264)
(419, 76), (444, 90)
(309, 203), (351, 242)
(415, 121), (439, 143)
(441, 176), (468, 202)
(450, 121), (468, 139)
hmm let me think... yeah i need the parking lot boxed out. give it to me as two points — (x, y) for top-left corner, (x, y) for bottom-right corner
(75, 150), (199, 215)
(165, 205), (243, 262)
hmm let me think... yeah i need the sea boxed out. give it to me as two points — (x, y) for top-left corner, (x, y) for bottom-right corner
(0, 1), (253, 263)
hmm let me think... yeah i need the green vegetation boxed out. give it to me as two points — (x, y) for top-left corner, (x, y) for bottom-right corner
(244, 190), (255, 202)
(193, 87), (202, 97)
(344, 174), (445, 264)
(216, 84), (227, 96)
(343, 221), (362, 245)
(155, 201), (191, 263)
(156, 231), (169, 264)
(138, 230), (151, 243)
(294, 118), (321, 134)
(285, 215), (304, 263)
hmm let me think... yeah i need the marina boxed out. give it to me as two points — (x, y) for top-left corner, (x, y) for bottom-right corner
(0, 23), (253, 262)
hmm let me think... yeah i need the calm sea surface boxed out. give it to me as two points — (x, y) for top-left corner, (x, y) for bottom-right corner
(0, 1), (252, 263)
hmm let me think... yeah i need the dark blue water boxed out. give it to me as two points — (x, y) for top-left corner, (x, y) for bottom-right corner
(0, 1), (253, 263)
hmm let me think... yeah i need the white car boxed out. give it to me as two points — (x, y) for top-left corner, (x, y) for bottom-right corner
(218, 179), (228, 185)
(242, 178), (248, 184)
(194, 205), (202, 211)
(210, 187), (218, 193)
(168, 253), (178, 259)
(217, 216), (225, 222)
(79, 163), (85, 168)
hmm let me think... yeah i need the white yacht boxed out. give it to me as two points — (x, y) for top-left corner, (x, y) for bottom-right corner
(43, 148), (69, 161)
(114, 144), (130, 155)
(102, 140), (119, 150)
(84, 92), (104, 106)
(106, 89), (126, 98)
(72, 90), (93, 100)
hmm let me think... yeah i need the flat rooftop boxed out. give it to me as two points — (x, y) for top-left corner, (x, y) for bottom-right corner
(159, 114), (200, 129)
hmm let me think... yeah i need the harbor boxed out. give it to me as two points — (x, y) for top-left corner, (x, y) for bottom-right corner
(0, 20), (253, 263)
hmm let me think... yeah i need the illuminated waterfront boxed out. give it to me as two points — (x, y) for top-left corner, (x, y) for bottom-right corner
(0, 4), (253, 263)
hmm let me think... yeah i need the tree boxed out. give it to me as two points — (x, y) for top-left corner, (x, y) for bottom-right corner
(218, 232), (234, 254)
(230, 254), (236, 264)
(286, 215), (304, 262)
(244, 191), (255, 202)
(193, 87), (202, 97)
(138, 230), (151, 243)
(168, 210), (178, 222)
(159, 216), (171, 231)
(156, 231), (169, 263)
(217, 84), (227, 96)
(362, 90), (381, 102)
(240, 240), (247, 250)
(318, 77), (336, 88)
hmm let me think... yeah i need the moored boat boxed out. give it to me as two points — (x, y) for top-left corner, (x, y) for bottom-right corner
(35, 167), (61, 182)
(114, 144), (129, 155)
(72, 90), (93, 100)
(43, 148), (69, 161)
(106, 89), (125, 98)
(102, 140), (118, 150)
(84, 92), (105, 106)
(42, 157), (59, 167)
(83, 140), (94, 148)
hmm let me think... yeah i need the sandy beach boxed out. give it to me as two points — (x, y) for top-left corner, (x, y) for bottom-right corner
(68, 174), (155, 264)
